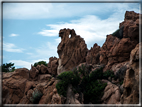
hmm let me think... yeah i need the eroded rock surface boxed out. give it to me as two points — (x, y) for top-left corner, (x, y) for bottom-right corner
(120, 42), (141, 104)
(100, 11), (140, 71)
(47, 57), (58, 76)
(101, 80), (121, 104)
(86, 43), (100, 65)
(57, 28), (88, 75)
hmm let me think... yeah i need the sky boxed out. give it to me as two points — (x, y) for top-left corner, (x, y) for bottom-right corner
(2, 1), (140, 70)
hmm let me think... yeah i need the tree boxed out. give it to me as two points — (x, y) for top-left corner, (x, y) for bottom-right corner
(33, 61), (48, 67)
(2, 62), (15, 72)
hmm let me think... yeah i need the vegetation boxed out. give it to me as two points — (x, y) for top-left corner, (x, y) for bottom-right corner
(2, 62), (15, 72)
(30, 89), (43, 104)
(112, 26), (124, 39)
(56, 65), (119, 104)
(33, 61), (48, 67)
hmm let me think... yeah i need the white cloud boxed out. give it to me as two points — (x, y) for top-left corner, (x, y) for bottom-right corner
(9, 33), (19, 37)
(3, 3), (140, 19)
(38, 14), (121, 49)
(38, 30), (58, 36)
(35, 42), (58, 58)
(3, 42), (24, 53)
(9, 58), (49, 70)
(3, 3), (53, 19)
(9, 60), (31, 70)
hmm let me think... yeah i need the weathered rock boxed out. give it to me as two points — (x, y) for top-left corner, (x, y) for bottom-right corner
(86, 43), (100, 64)
(47, 57), (58, 76)
(29, 65), (39, 79)
(100, 11), (140, 71)
(13, 68), (30, 79)
(57, 28), (88, 75)
(2, 72), (15, 79)
(40, 64), (48, 74)
(2, 76), (27, 104)
(111, 61), (129, 75)
(100, 34), (120, 65)
(120, 42), (141, 104)
(24, 81), (35, 95)
(101, 79), (121, 104)
(38, 74), (52, 82)
(38, 80), (58, 104)
(65, 84), (81, 104)
(51, 88), (61, 104)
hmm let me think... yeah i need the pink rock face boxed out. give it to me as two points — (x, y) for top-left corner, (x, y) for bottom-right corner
(86, 43), (100, 65)
(57, 28), (88, 74)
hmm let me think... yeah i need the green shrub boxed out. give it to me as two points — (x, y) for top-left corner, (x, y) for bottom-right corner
(56, 80), (68, 97)
(2, 62), (15, 72)
(56, 65), (120, 104)
(56, 71), (81, 97)
(103, 70), (116, 80)
(30, 89), (43, 104)
(83, 80), (107, 104)
(33, 61), (48, 67)
(89, 67), (104, 81)
(112, 26), (124, 39)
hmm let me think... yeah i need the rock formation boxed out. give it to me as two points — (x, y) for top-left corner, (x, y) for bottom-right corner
(86, 43), (101, 65)
(2, 11), (141, 105)
(100, 11), (140, 71)
(47, 57), (58, 76)
(101, 80), (121, 104)
(120, 42), (141, 104)
(57, 28), (88, 75)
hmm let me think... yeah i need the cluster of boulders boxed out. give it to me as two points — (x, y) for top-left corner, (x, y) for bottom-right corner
(2, 64), (59, 104)
(2, 11), (141, 104)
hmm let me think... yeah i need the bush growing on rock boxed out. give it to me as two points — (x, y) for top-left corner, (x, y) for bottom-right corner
(33, 61), (48, 67)
(56, 65), (109, 104)
(30, 89), (43, 104)
(112, 26), (124, 39)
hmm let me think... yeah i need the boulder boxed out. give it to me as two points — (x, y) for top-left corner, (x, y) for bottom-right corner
(13, 68), (30, 79)
(38, 74), (52, 82)
(101, 79), (121, 104)
(2, 76), (27, 104)
(47, 57), (58, 76)
(29, 65), (39, 79)
(57, 28), (88, 75)
(51, 88), (61, 104)
(40, 64), (48, 74)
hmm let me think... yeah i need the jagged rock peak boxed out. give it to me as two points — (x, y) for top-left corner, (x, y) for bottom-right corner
(57, 28), (88, 75)
(59, 28), (76, 42)
(124, 11), (140, 21)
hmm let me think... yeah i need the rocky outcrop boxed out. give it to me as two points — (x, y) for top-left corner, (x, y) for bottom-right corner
(2, 65), (58, 104)
(100, 11), (140, 71)
(57, 28), (88, 75)
(2, 11), (140, 105)
(120, 42), (141, 104)
(86, 43), (100, 65)
(47, 57), (58, 76)
(120, 11), (140, 42)
(2, 68), (29, 104)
